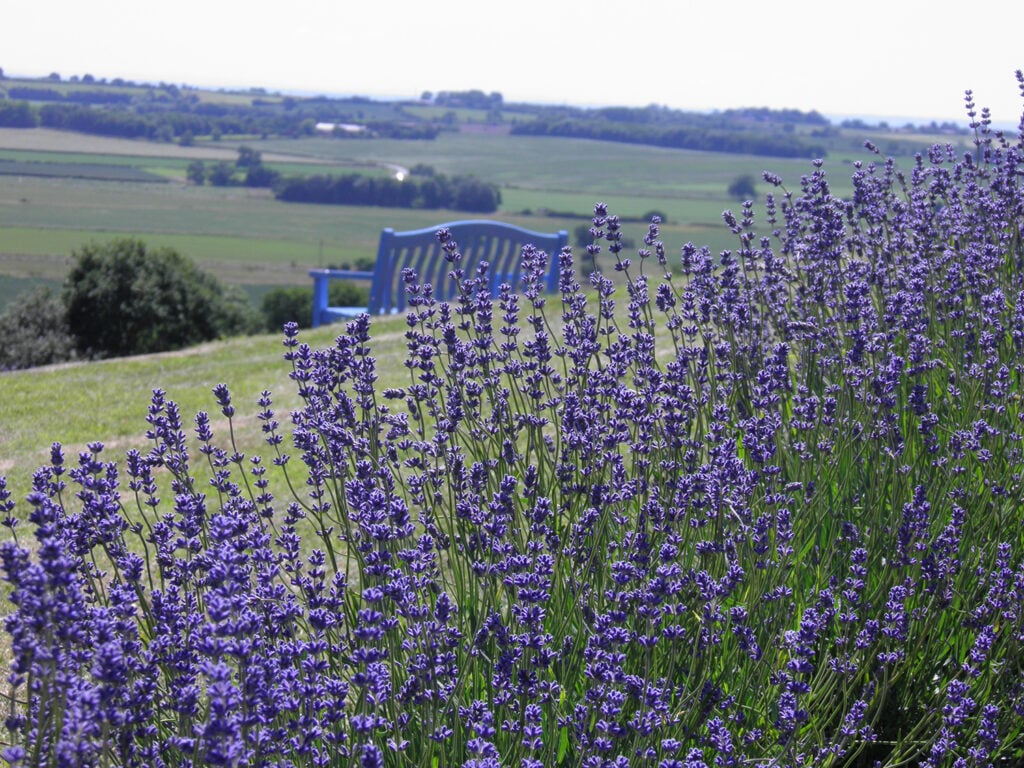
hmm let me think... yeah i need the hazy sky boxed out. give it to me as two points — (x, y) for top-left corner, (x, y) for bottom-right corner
(5, 0), (1023, 125)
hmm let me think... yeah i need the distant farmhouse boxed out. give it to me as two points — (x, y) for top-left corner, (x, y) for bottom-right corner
(314, 122), (367, 135)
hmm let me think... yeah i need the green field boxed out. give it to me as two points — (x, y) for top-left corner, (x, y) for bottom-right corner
(246, 132), (859, 197)
(0, 124), (955, 313)
(0, 158), (167, 182)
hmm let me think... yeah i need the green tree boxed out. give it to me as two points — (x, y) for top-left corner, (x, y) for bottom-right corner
(727, 174), (757, 200)
(207, 161), (235, 186)
(574, 224), (594, 249)
(452, 176), (501, 213)
(244, 165), (280, 187)
(62, 238), (257, 358)
(186, 160), (206, 185)
(261, 286), (313, 331)
(0, 101), (37, 128)
(236, 145), (262, 168)
(261, 282), (368, 331)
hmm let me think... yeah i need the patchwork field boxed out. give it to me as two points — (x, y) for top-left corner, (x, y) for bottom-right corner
(0, 123), (957, 313)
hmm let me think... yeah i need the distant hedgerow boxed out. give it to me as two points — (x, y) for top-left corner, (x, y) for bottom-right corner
(3, 76), (1024, 766)
(274, 171), (502, 213)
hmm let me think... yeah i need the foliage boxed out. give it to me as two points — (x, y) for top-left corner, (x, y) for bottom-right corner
(221, 284), (265, 337)
(0, 286), (76, 370)
(186, 159), (206, 185)
(8, 82), (435, 142)
(39, 103), (151, 138)
(512, 109), (829, 158)
(433, 89), (504, 110)
(207, 161), (236, 186)
(727, 173), (757, 200)
(4, 80), (1024, 767)
(0, 100), (38, 128)
(62, 238), (259, 358)
(260, 285), (313, 331)
(5, 86), (134, 105)
(244, 164), (280, 188)
(274, 171), (502, 213)
(260, 281), (370, 331)
(235, 145), (262, 168)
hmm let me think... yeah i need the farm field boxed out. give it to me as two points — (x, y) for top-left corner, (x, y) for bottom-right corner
(0, 128), (789, 304)
(0, 123), (965, 313)
(246, 131), (862, 198)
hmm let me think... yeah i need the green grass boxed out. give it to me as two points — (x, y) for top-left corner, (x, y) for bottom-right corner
(249, 132), (852, 198)
(0, 224), (352, 266)
(0, 314), (412, 505)
(0, 148), (188, 168)
(0, 147), (395, 181)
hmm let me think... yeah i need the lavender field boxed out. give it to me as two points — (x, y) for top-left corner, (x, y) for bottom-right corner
(2, 81), (1024, 767)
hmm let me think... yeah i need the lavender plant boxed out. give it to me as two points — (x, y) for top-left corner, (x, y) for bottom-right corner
(4, 76), (1024, 767)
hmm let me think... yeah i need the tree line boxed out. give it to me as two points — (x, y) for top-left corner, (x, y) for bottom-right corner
(274, 171), (501, 213)
(0, 99), (439, 141)
(5, 86), (135, 104)
(511, 117), (827, 158)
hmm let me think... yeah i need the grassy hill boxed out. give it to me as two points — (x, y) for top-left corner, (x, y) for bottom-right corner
(0, 313), (412, 503)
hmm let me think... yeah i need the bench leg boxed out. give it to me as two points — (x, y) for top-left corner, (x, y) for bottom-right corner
(311, 275), (329, 328)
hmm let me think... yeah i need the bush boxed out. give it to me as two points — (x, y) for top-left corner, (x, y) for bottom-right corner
(0, 287), (76, 370)
(727, 173), (757, 200)
(0, 100), (38, 128)
(62, 238), (259, 358)
(221, 284), (265, 337)
(261, 282), (370, 331)
(261, 285), (312, 331)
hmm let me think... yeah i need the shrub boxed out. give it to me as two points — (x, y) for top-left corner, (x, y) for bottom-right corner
(0, 287), (76, 370)
(0, 100), (38, 128)
(261, 282), (370, 331)
(3, 81), (1024, 766)
(727, 173), (756, 200)
(220, 284), (265, 337)
(62, 238), (259, 358)
(244, 164), (280, 187)
(260, 285), (313, 331)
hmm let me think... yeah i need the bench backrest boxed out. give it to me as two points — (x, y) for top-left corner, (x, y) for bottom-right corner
(310, 220), (569, 325)
(368, 220), (568, 315)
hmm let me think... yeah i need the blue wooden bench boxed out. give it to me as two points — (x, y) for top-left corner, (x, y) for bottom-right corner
(309, 220), (569, 326)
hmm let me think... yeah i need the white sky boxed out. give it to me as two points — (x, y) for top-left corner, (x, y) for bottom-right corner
(4, 0), (1023, 125)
